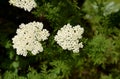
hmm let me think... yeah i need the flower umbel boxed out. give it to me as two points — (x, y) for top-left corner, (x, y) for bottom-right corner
(9, 0), (37, 12)
(54, 24), (84, 53)
(12, 21), (50, 56)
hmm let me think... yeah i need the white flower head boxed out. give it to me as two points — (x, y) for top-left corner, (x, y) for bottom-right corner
(54, 23), (84, 53)
(9, 0), (37, 12)
(12, 21), (50, 56)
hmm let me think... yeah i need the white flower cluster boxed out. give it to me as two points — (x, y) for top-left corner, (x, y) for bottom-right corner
(9, 0), (37, 12)
(12, 21), (50, 56)
(54, 24), (84, 53)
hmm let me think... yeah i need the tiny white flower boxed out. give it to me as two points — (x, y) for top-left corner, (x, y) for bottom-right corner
(9, 0), (37, 12)
(54, 23), (84, 53)
(12, 21), (50, 56)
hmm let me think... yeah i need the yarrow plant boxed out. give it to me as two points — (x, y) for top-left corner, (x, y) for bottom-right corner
(54, 24), (84, 53)
(1, 0), (120, 79)
(12, 21), (50, 56)
(9, 0), (37, 12)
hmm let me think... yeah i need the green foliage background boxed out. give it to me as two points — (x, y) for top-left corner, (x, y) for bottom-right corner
(0, 0), (120, 79)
